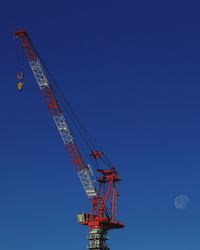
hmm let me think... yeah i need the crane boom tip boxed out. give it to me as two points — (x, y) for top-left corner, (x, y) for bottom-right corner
(14, 30), (28, 38)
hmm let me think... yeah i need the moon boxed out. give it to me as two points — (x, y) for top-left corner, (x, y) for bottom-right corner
(174, 194), (189, 210)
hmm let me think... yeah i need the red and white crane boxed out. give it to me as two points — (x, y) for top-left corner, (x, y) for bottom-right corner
(15, 30), (124, 250)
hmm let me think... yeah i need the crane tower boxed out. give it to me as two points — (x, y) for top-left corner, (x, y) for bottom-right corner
(15, 30), (124, 250)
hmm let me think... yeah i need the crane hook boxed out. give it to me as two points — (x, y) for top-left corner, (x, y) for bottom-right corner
(17, 72), (24, 91)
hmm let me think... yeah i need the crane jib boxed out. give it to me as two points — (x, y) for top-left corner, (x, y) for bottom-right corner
(16, 31), (96, 198)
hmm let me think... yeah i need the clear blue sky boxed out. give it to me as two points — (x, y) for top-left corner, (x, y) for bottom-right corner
(1, 0), (200, 249)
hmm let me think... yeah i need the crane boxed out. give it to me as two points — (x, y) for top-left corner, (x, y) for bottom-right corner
(15, 30), (124, 250)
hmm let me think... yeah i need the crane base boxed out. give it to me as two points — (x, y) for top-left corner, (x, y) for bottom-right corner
(88, 228), (110, 250)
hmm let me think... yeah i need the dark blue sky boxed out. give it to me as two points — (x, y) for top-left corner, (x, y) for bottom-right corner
(1, 0), (200, 249)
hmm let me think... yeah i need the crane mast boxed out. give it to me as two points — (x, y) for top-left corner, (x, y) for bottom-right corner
(15, 30), (124, 250)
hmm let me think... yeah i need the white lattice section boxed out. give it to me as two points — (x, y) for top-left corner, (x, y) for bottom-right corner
(30, 58), (49, 89)
(78, 169), (96, 198)
(53, 113), (73, 145)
